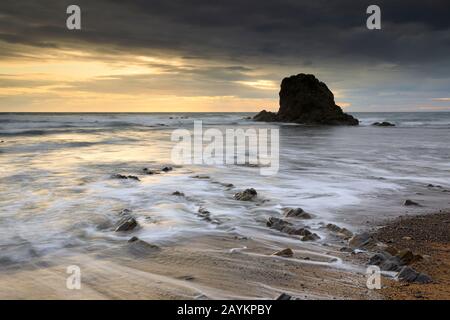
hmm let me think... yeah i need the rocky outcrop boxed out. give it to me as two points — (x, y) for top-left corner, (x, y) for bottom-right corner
(272, 248), (294, 257)
(111, 174), (140, 181)
(266, 217), (320, 241)
(254, 74), (359, 125)
(404, 199), (420, 206)
(234, 188), (257, 201)
(282, 207), (312, 219)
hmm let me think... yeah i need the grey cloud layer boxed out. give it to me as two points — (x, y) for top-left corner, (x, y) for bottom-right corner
(1, 0), (449, 110)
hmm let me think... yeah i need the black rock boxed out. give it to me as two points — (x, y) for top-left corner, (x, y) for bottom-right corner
(283, 207), (312, 219)
(372, 121), (395, 127)
(161, 166), (173, 172)
(254, 74), (359, 126)
(172, 191), (185, 196)
(115, 216), (138, 232)
(234, 188), (257, 201)
(112, 174), (140, 181)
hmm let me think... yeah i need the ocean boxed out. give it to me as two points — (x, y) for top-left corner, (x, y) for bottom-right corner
(0, 112), (449, 282)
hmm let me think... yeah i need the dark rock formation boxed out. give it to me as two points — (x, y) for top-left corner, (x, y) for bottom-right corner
(272, 248), (294, 257)
(372, 121), (395, 127)
(276, 293), (293, 300)
(266, 217), (320, 241)
(325, 223), (353, 239)
(254, 74), (359, 125)
(282, 207), (312, 219)
(397, 266), (432, 284)
(234, 188), (257, 201)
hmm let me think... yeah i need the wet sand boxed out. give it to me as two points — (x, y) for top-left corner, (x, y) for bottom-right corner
(373, 211), (450, 300)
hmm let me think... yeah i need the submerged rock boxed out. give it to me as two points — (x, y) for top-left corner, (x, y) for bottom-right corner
(372, 121), (395, 127)
(234, 188), (257, 201)
(254, 74), (359, 125)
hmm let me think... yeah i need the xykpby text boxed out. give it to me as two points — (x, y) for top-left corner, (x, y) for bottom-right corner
(177, 304), (272, 318)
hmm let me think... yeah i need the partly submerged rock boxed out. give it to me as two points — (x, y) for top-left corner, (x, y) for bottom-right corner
(372, 121), (395, 127)
(266, 217), (320, 240)
(234, 188), (257, 201)
(253, 110), (279, 122)
(115, 216), (138, 232)
(254, 74), (359, 126)
(283, 207), (313, 219)
(404, 199), (420, 206)
(172, 191), (185, 196)
(111, 174), (140, 181)
(301, 233), (320, 241)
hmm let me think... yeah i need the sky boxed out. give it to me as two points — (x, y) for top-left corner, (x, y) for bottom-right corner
(0, 0), (449, 112)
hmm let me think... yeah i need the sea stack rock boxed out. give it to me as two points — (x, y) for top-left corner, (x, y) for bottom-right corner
(254, 74), (359, 125)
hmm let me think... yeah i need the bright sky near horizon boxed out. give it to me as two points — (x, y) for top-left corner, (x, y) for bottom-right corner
(1, 1), (449, 112)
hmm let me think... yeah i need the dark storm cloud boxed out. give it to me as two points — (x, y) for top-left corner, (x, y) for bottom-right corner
(0, 0), (449, 64)
(1, 0), (450, 111)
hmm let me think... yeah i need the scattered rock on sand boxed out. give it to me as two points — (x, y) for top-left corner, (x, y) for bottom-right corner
(283, 207), (312, 219)
(372, 121), (395, 127)
(143, 168), (158, 175)
(234, 188), (257, 201)
(404, 199), (420, 206)
(368, 252), (402, 271)
(127, 237), (160, 255)
(272, 248), (294, 257)
(325, 223), (353, 239)
(266, 217), (320, 240)
(397, 266), (432, 284)
(301, 233), (320, 241)
(348, 232), (378, 250)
